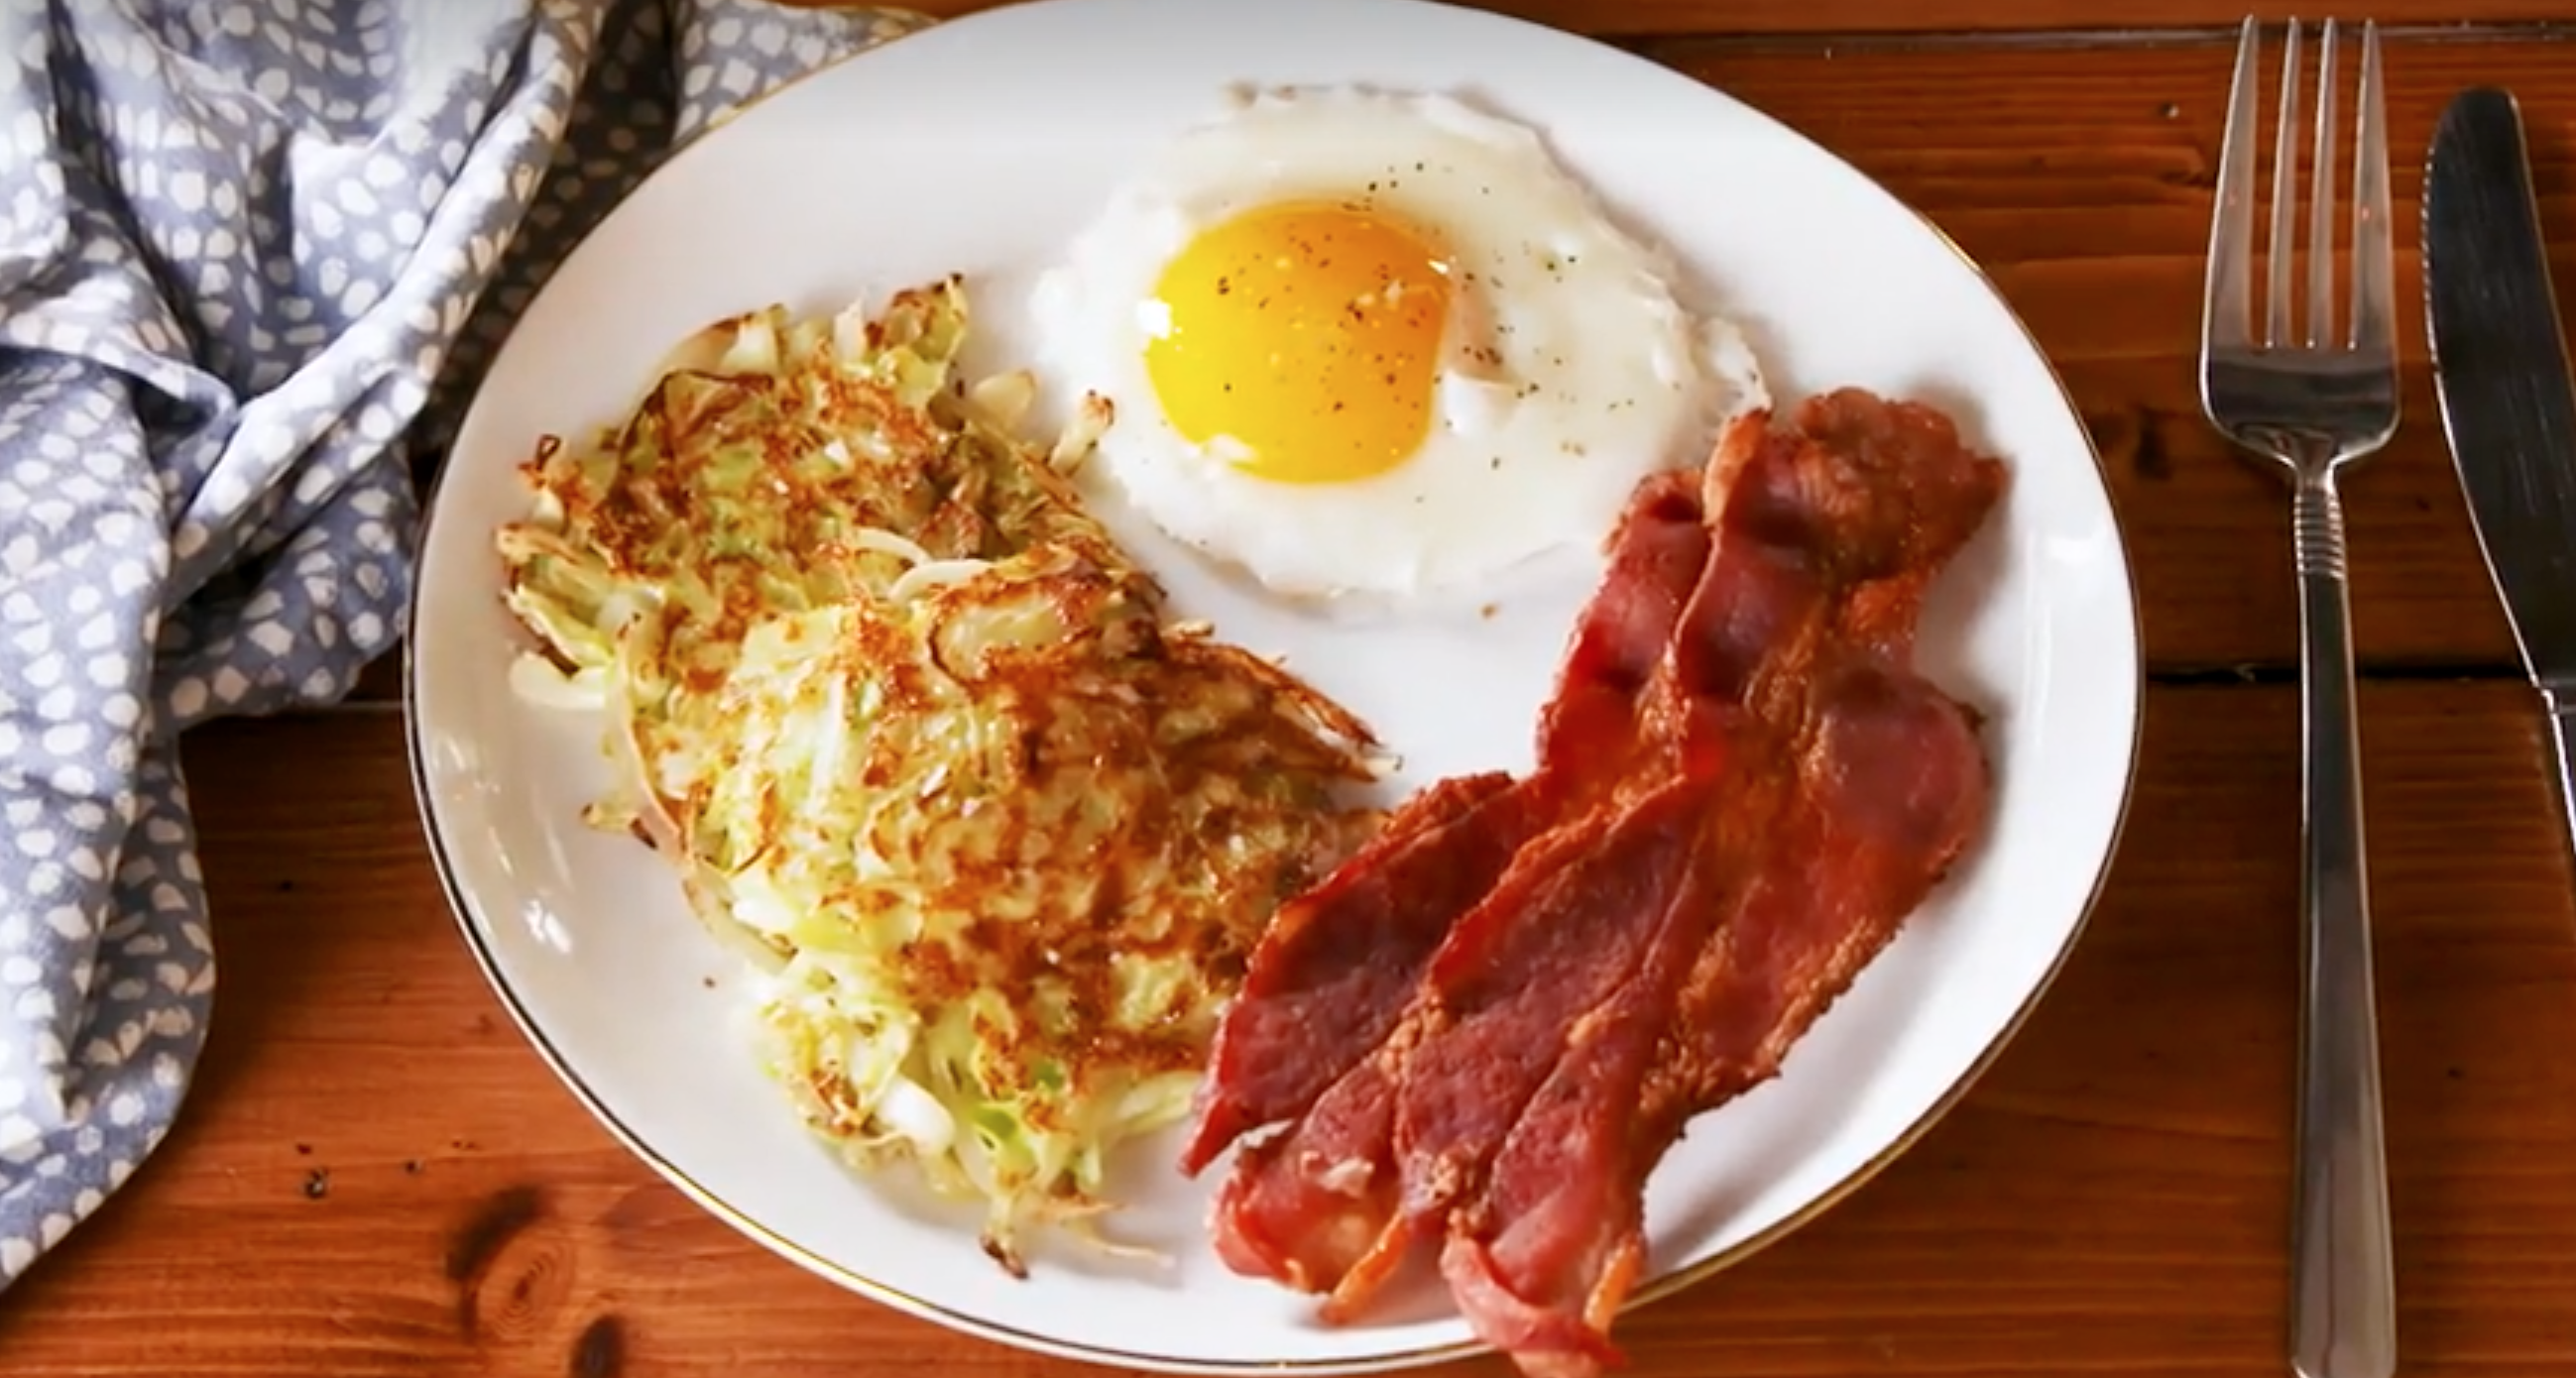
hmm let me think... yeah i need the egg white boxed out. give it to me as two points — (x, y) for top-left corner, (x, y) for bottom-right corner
(1028, 85), (1767, 605)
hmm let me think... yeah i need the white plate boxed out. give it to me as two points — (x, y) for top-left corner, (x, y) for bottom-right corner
(405, 0), (2144, 1370)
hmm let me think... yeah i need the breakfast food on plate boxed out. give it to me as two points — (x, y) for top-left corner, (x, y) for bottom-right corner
(1027, 86), (1768, 603)
(493, 278), (1388, 1275)
(1183, 389), (2009, 1378)
(487, 69), (2006, 1368)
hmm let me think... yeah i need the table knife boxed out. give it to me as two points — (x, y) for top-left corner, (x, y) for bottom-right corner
(2425, 86), (2576, 860)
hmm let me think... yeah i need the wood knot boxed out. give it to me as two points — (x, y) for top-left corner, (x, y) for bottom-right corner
(447, 1186), (576, 1343)
(570, 1314), (627, 1378)
(2084, 405), (2171, 482)
(446, 1185), (544, 1284)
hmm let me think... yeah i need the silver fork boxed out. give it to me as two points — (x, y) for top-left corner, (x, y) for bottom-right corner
(2198, 16), (2399, 1378)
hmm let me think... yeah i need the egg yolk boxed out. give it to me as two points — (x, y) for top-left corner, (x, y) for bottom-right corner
(1142, 200), (1452, 485)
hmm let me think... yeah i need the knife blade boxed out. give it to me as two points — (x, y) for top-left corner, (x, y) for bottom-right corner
(2425, 85), (2576, 851)
(2426, 87), (2576, 687)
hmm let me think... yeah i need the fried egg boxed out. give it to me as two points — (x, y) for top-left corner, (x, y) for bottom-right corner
(1028, 85), (1767, 604)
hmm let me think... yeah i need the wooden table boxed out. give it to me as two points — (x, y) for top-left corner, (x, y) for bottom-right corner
(15, 3), (2576, 1375)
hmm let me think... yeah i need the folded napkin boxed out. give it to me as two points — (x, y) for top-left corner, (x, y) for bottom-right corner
(0, 0), (931, 1289)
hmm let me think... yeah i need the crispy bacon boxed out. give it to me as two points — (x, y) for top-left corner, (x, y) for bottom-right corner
(1531, 471), (1712, 776)
(1190, 389), (2006, 1378)
(1178, 769), (1518, 1177)
(1204, 795), (1698, 1298)
(1440, 394), (2003, 1375)
(1423, 394), (2001, 1373)
(1441, 659), (1991, 1378)
(1179, 474), (1711, 1180)
(1323, 778), (1713, 1319)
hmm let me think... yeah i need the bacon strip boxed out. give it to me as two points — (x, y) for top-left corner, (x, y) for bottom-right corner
(1206, 785), (1701, 1297)
(1191, 389), (2006, 1378)
(1440, 658), (1990, 1377)
(1437, 392), (2005, 1375)
(1180, 474), (1711, 1180)
(1321, 777), (1714, 1318)
(1530, 472), (1712, 776)
(1178, 769), (1517, 1177)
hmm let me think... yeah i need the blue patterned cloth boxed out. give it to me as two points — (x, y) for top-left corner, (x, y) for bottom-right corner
(0, 0), (932, 1289)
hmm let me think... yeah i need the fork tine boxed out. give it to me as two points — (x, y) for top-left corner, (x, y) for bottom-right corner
(2305, 19), (2343, 347)
(2206, 16), (2263, 354)
(2349, 20), (2395, 353)
(2267, 19), (2304, 349)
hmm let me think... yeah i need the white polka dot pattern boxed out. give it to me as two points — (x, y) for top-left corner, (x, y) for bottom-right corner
(0, 0), (934, 1291)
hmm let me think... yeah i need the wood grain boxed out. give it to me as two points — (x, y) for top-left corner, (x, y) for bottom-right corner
(4, 684), (2573, 1377)
(1647, 33), (2576, 672)
(852, 0), (2576, 40)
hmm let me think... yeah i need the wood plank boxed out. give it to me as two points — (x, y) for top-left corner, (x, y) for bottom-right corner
(852, 0), (2576, 40)
(4, 686), (2574, 1375)
(1651, 33), (2576, 671)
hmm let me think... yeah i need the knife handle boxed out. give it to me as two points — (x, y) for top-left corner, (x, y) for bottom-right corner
(2288, 477), (2397, 1378)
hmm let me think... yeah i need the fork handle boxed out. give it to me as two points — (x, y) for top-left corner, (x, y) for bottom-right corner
(2287, 475), (2397, 1378)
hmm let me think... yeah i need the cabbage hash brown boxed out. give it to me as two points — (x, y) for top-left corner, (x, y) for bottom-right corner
(492, 277), (1388, 1276)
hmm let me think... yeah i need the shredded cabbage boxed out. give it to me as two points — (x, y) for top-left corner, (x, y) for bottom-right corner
(493, 278), (1376, 1273)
